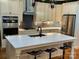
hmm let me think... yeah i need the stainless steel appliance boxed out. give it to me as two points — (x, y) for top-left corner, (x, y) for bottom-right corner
(61, 14), (76, 36)
(23, 14), (34, 29)
(25, 0), (34, 12)
(3, 16), (18, 28)
(2, 16), (18, 38)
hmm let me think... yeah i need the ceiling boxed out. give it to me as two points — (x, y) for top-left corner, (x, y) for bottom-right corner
(35, 0), (78, 4)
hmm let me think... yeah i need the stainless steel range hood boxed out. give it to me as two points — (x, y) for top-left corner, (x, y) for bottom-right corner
(24, 0), (34, 13)
(23, 11), (34, 15)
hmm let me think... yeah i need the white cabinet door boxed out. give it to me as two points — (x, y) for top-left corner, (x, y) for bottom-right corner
(62, 3), (70, 14)
(55, 5), (62, 22)
(1, 0), (9, 14)
(35, 2), (55, 22)
(26, 0), (34, 12)
(1, 0), (19, 15)
(62, 2), (78, 14)
(8, 0), (19, 15)
(68, 2), (78, 14)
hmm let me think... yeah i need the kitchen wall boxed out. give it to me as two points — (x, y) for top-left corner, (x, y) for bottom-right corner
(0, 0), (3, 31)
(75, 9), (79, 48)
(0, 0), (2, 47)
(0, 0), (2, 36)
(0, 0), (1, 25)
(18, 0), (24, 26)
(0, 0), (1, 47)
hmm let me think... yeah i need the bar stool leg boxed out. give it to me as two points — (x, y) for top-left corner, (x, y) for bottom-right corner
(45, 48), (57, 59)
(60, 43), (72, 59)
(34, 55), (36, 59)
(62, 49), (65, 59)
(49, 52), (51, 59)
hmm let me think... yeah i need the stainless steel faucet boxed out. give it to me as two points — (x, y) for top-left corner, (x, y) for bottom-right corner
(37, 26), (42, 36)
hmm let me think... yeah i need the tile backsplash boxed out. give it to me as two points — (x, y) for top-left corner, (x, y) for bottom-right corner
(35, 20), (61, 27)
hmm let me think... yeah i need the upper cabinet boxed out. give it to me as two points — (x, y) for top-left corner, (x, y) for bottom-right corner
(8, 0), (19, 15)
(35, 2), (62, 27)
(35, 2), (54, 22)
(62, 2), (78, 14)
(1, 0), (9, 14)
(1, 0), (20, 15)
(55, 5), (63, 22)
(35, 2), (62, 21)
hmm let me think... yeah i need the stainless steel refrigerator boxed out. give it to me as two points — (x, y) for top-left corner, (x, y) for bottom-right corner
(61, 14), (76, 36)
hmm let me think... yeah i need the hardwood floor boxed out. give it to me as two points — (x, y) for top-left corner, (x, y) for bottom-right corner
(0, 48), (79, 59)
(0, 48), (6, 59)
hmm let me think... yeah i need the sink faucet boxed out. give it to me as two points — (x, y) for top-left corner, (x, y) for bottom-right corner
(37, 26), (42, 36)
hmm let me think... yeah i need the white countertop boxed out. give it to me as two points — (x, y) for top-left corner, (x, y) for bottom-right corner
(6, 33), (75, 49)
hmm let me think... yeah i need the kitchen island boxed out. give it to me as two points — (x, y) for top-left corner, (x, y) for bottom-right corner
(6, 33), (75, 59)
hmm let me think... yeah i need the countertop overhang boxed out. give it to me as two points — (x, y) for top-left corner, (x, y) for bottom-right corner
(5, 33), (75, 49)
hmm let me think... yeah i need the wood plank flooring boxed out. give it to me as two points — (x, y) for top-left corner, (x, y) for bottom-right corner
(0, 48), (79, 59)
(0, 48), (6, 59)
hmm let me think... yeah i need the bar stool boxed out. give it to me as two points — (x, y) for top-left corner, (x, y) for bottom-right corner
(27, 50), (43, 59)
(59, 43), (72, 59)
(45, 48), (57, 59)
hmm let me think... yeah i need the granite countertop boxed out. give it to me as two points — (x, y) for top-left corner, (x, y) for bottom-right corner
(5, 33), (75, 49)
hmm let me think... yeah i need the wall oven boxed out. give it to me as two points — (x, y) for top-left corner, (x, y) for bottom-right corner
(2, 16), (18, 38)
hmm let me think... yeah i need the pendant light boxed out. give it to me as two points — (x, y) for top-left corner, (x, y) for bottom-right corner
(50, 0), (54, 8)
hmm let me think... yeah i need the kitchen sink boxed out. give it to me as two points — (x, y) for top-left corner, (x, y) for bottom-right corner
(29, 34), (46, 37)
